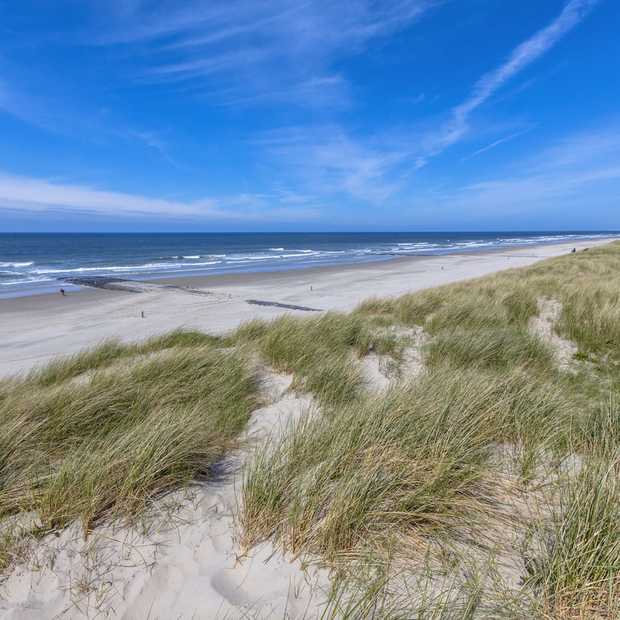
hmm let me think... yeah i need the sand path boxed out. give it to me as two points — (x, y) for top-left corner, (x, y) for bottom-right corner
(0, 367), (330, 619)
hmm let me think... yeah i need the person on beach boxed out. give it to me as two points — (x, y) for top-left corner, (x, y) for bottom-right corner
(59, 288), (66, 296)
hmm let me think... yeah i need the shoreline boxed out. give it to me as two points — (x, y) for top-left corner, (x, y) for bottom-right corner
(2, 233), (617, 302)
(0, 237), (614, 377)
(143, 245), (575, 290)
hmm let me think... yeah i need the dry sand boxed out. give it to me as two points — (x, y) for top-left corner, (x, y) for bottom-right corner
(529, 297), (579, 372)
(0, 239), (611, 379)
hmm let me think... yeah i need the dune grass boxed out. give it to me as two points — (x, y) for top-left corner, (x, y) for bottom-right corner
(240, 241), (620, 617)
(0, 343), (257, 534)
(426, 326), (554, 372)
(240, 366), (575, 560)
(356, 277), (539, 334)
(524, 458), (620, 618)
(357, 242), (620, 361)
(232, 312), (403, 405)
(27, 328), (221, 387)
(242, 370), (496, 558)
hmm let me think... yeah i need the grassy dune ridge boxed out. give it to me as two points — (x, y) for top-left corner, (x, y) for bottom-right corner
(240, 367), (563, 556)
(0, 242), (619, 617)
(0, 342), (257, 536)
(241, 242), (620, 617)
(232, 313), (403, 406)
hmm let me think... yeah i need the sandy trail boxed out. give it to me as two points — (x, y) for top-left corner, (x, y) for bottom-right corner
(529, 297), (579, 372)
(0, 239), (611, 378)
(0, 366), (330, 620)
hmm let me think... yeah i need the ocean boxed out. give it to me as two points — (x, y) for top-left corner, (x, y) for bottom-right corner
(0, 232), (616, 299)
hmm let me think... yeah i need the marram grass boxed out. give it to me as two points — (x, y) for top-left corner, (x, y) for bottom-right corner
(0, 342), (257, 531)
(242, 241), (620, 617)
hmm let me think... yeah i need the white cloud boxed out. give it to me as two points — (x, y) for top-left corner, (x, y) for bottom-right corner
(263, 0), (601, 190)
(0, 0), (605, 220)
(0, 76), (179, 162)
(0, 172), (319, 221)
(419, 0), (599, 164)
(461, 127), (534, 162)
(412, 125), (620, 217)
(93, 0), (437, 106)
(256, 126), (409, 202)
(209, 75), (351, 108)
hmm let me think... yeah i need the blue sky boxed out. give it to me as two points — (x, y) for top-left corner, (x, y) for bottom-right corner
(0, 0), (618, 232)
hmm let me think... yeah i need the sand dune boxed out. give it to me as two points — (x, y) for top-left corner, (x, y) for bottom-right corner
(0, 237), (615, 619)
(0, 367), (331, 619)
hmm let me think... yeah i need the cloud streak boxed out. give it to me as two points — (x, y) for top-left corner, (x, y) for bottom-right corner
(274, 0), (601, 195)
(0, 172), (318, 222)
(461, 127), (534, 162)
(256, 126), (409, 203)
(420, 0), (599, 164)
(94, 0), (436, 106)
(411, 125), (620, 221)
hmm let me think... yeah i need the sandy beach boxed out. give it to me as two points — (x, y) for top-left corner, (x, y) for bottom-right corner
(0, 238), (611, 378)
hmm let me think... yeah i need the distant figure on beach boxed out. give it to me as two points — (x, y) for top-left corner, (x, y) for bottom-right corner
(140, 311), (145, 318)
(59, 288), (66, 296)
(571, 248), (576, 253)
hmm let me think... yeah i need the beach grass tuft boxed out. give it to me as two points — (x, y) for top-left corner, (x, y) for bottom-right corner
(232, 312), (403, 405)
(27, 328), (222, 387)
(525, 457), (620, 618)
(0, 344), (257, 534)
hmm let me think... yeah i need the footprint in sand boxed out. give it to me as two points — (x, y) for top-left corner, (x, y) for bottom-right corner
(210, 569), (255, 607)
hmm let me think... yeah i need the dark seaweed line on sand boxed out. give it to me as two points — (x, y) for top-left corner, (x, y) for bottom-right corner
(61, 277), (213, 296)
(245, 299), (322, 312)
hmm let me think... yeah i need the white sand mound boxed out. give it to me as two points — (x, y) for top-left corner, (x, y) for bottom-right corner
(361, 325), (429, 393)
(0, 370), (331, 619)
(529, 298), (578, 371)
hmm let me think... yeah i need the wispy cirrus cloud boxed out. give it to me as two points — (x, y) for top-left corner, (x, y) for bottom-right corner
(461, 127), (535, 162)
(0, 0), (607, 225)
(251, 0), (601, 202)
(418, 0), (600, 166)
(92, 0), (437, 106)
(98, 0), (435, 49)
(0, 73), (178, 162)
(0, 171), (319, 222)
(256, 126), (409, 203)
(412, 125), (620, 220)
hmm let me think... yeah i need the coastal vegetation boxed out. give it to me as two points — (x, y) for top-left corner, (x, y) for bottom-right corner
(241, 242), (620, 618)
(1, 241), (619, 617)
(0, 343), (257, 541)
